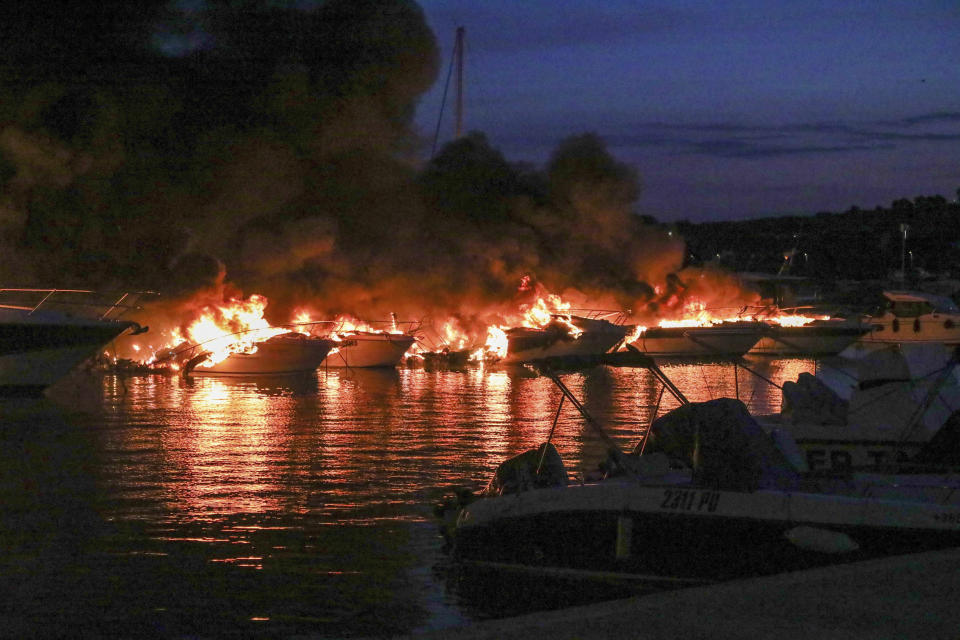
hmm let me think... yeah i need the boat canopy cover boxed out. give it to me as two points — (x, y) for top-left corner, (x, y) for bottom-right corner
(781, 372), (848, 425)
(642, 398), (800, 491)
(483, 443), (568, 496)
(883, 290), (960, 313)
(913, 409), (960, 466)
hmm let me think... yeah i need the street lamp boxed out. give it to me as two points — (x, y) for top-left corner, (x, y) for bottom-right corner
(899, 223), (910, 282)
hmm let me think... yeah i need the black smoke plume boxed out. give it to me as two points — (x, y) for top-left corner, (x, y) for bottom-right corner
(0, 1), (741, 338)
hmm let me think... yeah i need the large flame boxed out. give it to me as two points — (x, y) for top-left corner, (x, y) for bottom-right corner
(114, 270), (829, 373)
(636, 299), (828, 334)
(171, 295), (288, 367)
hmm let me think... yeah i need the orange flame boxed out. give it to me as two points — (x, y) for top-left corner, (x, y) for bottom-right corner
(171, 294), (288, 366)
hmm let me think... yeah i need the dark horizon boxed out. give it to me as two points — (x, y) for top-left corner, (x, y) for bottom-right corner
(415, 0), (960, 222)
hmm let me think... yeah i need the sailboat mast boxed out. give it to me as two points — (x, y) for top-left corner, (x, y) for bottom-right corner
(454, 26), (465, 139)
(429, 26), (465, 159)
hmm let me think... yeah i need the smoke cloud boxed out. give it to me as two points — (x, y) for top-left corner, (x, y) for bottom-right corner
(0, 0), (751, 340)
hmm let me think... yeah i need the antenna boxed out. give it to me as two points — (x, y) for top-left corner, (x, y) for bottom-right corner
(454, 26), (465, 139)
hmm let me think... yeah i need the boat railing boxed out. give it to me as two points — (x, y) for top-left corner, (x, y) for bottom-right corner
(0, 288), (156, 320)
(564, 308), (630, 325)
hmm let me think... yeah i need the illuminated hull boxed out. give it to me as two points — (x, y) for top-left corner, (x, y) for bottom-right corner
(189, 334), (333, 376)
(321, 333), (416, 368)
(502, 317), (628, 365)
(749, 321), (870, 356)
(0, 307), (135, 396)
(859, 313), (960, 346)
(631, 322), (761, 357)
(857, 290), (960, 347)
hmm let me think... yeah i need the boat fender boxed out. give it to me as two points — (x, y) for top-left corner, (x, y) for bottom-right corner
(913, 318), (921, 333)
(784, 526), (859, 554)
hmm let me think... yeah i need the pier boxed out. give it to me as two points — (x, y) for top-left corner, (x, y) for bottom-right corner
(407, 547), (960, 639)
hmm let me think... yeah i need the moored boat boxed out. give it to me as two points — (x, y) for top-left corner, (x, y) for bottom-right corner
(756, 343), (960, 471)
(321, 331), (416, 368)
(0, 288), (146, 396)
(442, 355), (960, 583)
(749, 318), (870, 356)
(859, 290), (960, 347)
(501, 315), (628, 365)
(186, 332), (334, 376)
(630, 321), (762, 357)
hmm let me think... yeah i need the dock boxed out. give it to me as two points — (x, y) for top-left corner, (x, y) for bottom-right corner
(405, 547), (960, 639)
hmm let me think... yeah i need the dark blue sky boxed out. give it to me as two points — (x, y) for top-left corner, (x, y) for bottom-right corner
(415, 0), (960, 222)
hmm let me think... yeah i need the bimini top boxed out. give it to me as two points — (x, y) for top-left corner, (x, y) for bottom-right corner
(883, 290), (959, 313)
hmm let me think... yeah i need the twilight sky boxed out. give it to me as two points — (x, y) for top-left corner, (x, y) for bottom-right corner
(414, 0), (960, 222)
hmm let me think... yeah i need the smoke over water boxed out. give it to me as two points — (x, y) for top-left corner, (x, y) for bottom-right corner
(0, 1), (757, 350)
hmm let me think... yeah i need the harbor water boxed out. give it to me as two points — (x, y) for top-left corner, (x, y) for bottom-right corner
(0, 358), (818, 637)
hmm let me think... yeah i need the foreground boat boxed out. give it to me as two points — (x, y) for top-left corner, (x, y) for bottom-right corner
(501, 315), (628, 364)
(321, 332), (416, 368)
(0, 288), (145, 396)
(186, 332), (334, 376)
(442, 355), (960, 583)
(757, 343), (960, 471)
(630, 321), (762, 357)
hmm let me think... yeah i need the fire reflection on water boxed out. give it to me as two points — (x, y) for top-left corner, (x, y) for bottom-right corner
(169, 378), (289, 518)
(7, 359), (821, 636)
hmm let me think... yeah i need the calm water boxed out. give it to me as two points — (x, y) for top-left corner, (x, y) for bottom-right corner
(0, 358), (817, 638)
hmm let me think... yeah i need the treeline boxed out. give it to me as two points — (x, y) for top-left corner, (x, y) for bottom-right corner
(675, 195), (960, 285)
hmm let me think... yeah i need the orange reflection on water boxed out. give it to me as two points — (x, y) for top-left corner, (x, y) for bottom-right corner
(163, 377), (293, 517)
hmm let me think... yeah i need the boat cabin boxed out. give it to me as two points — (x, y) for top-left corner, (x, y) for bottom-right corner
(882, 291), (959, 318)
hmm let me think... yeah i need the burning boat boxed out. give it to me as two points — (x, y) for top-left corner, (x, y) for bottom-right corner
(184, 332), (334, 376)
(749, 318), (871, 356)
(440, 355), (960, 583)
(1, 288), (146, 396)
(629, 321), (762, 357)
(321, 331), (416, 368)
(500, 315), (628, 365)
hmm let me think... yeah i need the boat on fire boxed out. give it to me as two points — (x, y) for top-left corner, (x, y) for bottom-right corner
(500, 315), (628, 365)
(184, 332), (334, 376)
(321, 331), (416, 368)
(748, 318), (871, 356)
(629, 321), (762, 357)
(442, 354), (960, 583)
(0, 288), (147, 396)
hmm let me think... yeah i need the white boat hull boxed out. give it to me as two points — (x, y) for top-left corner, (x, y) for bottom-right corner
(632, 324), (761, 357)
(0, 344), (106, 392)
(0, 307), (135, 395)
(749, 323), (869, 356)
(190, 335), (333, 376)
(321, 334), (415, 368)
